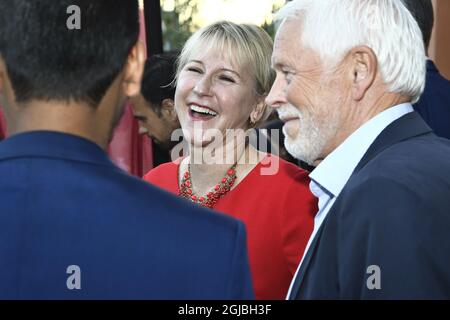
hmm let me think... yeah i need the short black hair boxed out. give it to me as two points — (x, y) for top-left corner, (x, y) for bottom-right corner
(141, 52), (178, 115)
(0, 0), (140, 107)
(402, 0), (434, 50)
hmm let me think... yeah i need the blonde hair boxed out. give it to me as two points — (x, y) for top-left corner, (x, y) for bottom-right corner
(176, 21), (275, 127)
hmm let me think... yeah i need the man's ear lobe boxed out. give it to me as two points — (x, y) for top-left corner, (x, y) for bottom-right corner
(161, 98), (177, 120)
(123, 41), (146, 98)
(161, 98), (174, 111)
(350, 46), (377, 101)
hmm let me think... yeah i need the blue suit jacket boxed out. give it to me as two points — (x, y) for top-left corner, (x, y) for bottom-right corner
(0, 131), (254, 299)
(414, 60), (450, 140)
(291, 112), (450, 299)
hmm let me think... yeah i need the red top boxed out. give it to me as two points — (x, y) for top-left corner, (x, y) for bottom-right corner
(143, 155), (317, 299)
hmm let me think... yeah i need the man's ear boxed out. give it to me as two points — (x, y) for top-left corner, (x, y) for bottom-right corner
(161, 98), (177, 120)
(349, 46), (377, 101)
(123, 41), (146, 98)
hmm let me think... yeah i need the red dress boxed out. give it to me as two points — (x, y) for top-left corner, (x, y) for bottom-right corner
(143, 155), (317, 299)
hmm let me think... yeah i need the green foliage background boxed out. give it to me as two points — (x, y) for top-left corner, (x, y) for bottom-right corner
(161, 0), (284, 51)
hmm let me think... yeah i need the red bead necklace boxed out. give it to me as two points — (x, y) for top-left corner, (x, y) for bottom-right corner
(179, 163), (238, 208)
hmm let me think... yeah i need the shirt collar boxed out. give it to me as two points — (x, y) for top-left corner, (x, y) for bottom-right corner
(309, 103), (414, 198)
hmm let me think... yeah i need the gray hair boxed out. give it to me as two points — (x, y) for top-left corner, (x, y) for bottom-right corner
(275, 0), (426, 103)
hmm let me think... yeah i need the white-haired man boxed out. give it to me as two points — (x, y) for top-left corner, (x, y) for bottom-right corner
(267, 0), (450, 299)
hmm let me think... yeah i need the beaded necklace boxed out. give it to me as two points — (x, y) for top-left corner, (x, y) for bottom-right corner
(179, 163), (238, 208)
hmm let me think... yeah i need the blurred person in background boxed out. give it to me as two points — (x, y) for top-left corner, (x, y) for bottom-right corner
(131, 53), (182, 166)
(403, 0), (450, 140)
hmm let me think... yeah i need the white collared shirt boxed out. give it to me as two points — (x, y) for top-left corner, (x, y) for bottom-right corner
(286, 103), (414, 299)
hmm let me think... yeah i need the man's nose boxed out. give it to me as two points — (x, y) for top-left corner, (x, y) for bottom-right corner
(266, 76), (288, 109)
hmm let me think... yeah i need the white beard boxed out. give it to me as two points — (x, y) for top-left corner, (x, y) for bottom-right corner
(277, 104), (338, 165)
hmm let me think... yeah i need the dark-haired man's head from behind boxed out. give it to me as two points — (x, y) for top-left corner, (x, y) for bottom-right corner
(131, 53), (180, 150)
(403, 0), (434, 54)
(0, 0), (145, 149)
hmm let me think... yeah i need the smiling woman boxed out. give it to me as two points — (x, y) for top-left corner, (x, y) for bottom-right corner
(144, 21), (317, 300)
